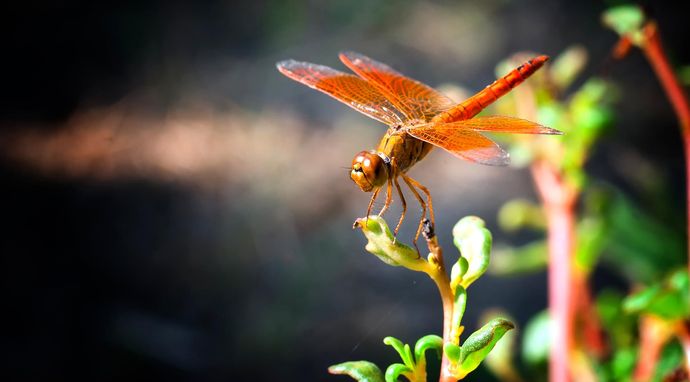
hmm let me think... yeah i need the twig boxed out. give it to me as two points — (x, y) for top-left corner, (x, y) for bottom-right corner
(638, 21), (690, 279)
(423, 220), (455, 382)
(634, 315), (673, 381)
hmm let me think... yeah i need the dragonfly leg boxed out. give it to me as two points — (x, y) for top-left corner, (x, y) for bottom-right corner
(401, 173), (427, 247)
(392, 175), (406, 237)
(378, 175), (393, 217)
(365, 187), (381, 222)
(402, 174), (435, 226)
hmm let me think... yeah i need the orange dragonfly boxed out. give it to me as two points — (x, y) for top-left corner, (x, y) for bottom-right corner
(277, 52), (560, 245)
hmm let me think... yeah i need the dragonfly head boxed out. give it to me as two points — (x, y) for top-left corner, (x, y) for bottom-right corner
(350, 150), (390, 192)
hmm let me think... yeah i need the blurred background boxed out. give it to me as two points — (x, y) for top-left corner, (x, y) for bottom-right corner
(2, 1), (689, 380)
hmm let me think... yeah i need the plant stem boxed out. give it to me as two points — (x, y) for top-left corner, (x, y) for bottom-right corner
(573, 267), (607, 358)
(634, 315), (673, 381)
(424, 232), (455, 382)
(531, 160), (576, 382)
(639, 22), (690, 278)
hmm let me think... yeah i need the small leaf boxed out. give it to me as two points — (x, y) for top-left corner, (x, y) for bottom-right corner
(623, 270), (690, 320)
(482, 312), (521, 382)
(550, 45), (588, 91)
(609, 348), (636, 381)
(596, 290), (635, 348)
(443, 343), (462, 363)
(329, 361), (385, 382)
(489, 241), (547, 276)
(414, 335), (443, 365)
(574, 216), (607, 272)
(384, 363), (414, 382)
(450, 256), (469, 292)
(450, 286), (467, 344)
(452, 216), (492, 289)
(456, 318), (515, 378)
(498, 199), (546, 232)
(602, 5), (645, 38)
(522, 310), (550, 366)
(355, 216), (429, 272)
(383, 337), (414, 368)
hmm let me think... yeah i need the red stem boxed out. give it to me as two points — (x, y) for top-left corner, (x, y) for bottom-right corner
(639, 22), (690, 277)
(531, 161), (576, 382)
(573, 269), (607, 357)
(634, 315), (672, 381)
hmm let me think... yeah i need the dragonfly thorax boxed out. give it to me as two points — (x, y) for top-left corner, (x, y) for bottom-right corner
(350, 150), (390, 192)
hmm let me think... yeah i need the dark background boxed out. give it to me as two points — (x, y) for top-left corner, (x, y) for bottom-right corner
(2, 1), (689, 380)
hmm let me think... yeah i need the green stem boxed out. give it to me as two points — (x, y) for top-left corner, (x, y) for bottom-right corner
(425, 234), (456, 382)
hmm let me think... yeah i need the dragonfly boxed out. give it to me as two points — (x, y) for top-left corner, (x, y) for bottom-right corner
(277, 51), (561, 246)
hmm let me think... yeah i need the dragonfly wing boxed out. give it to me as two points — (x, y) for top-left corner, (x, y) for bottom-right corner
(339, 51), (455, 121)
(277, 60), (404, 125)
(447, 116), (563, 134)
(406, 123), (510, 166)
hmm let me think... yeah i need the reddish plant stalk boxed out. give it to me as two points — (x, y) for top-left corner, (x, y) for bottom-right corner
(634, 315), (673, 381)
(531, 160), (577, 382)
(425, 232), (455, 382)
(573, 268), (607, 357)
(639, 22), (690, 275)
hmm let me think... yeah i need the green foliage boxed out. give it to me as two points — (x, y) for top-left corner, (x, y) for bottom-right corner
(521, 310), (550, 367)
(624, 270), (690, 320)
(451, 216), (492, 289)
(490, 241), (548, 276)
(601, 5), (646, 45)
(482, 312), (522, 382)
(653, 342), (685, 382)
(490, 36), (689, 382)
(354, 216), (428, 272)
(498, 199), (545, 232)
(596, 290), (636, 348)
(334, 216), (513, 380)
(329, 361), (385, 382)
(450, 318), (515, 380)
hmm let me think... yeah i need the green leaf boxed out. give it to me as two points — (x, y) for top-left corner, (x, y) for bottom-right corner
(383, 337), (414, 369)
(354, 216), (429, 272)
(443, 343), (462, 363)
(623, 270), (690, 320)
(452, 216), (492, 289)
(483, 314), (521, 382)
(550, 45), (588, 91)
(414, 335), (443, 366)
(384, 363), (414, 382)
(574, 216), (607, 272)
(489, 241), (547, 276)
(456, 318), (515, 379)
(522, 310), (550, 366)
(450, 257), (469, 291)
(497, 199), (545, 232)
(596, 290), (635, 348)
(601, 5), (645, 37)
(450, 286), (467, 344)
(609, 348), (636, 381)
(654, 341), (684, 382)
(329, 361), (385, 382)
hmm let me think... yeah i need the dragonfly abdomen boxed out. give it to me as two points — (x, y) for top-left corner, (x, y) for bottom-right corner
(433, 55), (549, 123)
